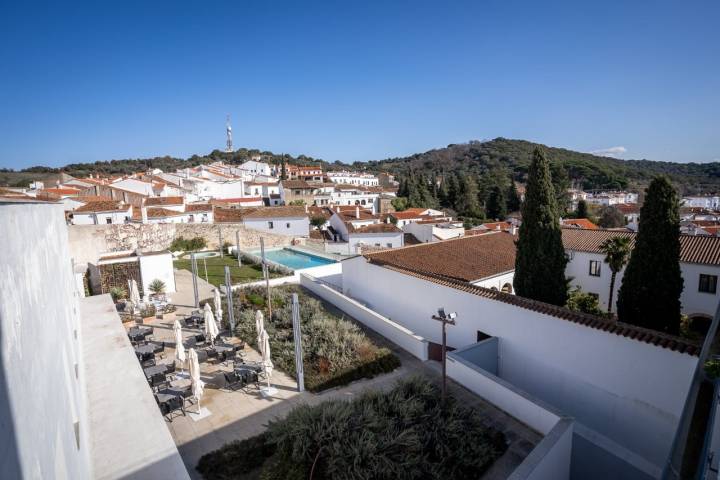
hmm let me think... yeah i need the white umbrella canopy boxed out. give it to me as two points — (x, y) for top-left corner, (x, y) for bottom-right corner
(213, 288), (223, 327)
(204, 303), (219, 346)
(259, 329), (277, 396)
(188, 348), (205, 411)
(129, 279), (141, 314)
(173, 320), (186, 371)
(255, 310), (265, 354)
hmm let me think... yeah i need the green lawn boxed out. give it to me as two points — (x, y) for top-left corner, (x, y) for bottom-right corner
(174, 254), (280, 287)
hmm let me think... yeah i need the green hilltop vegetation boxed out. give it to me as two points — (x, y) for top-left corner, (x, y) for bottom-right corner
(2, 138), (719, 196)
(365, 138), (720, 194)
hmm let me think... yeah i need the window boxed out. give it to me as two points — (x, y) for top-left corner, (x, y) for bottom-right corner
(477, 330), (491, 342)
(386, 243), (392, 248)
(699, 274), (718, 294)
(286, 222), (291, 228)
(268, 221), (274, 229)
(105, 217), (112, 224)
(589, 260), (601, 277)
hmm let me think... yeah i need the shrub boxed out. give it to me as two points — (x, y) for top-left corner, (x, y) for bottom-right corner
(566, 287), (604, 316)
(109, 286), (127, 302)
(197, 377), (507, 480)
(170, 236), (207, 252)
(233, 286), (400, 392)
(148, 279), (166, 295)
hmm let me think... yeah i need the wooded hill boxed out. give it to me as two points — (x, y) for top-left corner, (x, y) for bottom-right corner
(362, 138), (720, 195)
(2, 138), (718, 194)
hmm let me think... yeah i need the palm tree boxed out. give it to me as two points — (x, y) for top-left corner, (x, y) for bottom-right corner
(599, 236), (632, 314)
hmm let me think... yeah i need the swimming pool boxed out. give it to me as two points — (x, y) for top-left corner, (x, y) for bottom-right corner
(253, 248), (335, 270)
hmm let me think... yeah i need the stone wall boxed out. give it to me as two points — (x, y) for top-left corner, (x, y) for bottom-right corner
(68, 223), (295, 264)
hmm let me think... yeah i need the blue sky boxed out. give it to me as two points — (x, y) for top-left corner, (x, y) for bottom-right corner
(0, 0), (718, 169)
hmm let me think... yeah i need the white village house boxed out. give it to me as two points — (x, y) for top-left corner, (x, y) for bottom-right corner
(327, 206), (404, 254)
(563, 228), (720, 320)
(71, 200), (133, 225)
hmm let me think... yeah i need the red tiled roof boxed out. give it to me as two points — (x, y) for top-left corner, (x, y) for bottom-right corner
(74, 201), (129, 213)
(144, 196), (184, 206)
(561, 227), (720, 265)
(42, 188), (81, 196)
(146, 207), (183, 218)
(349, 223), (402, 234)
(561, 218), (598, 230)
(375, 264), (699, 356)
(365, 232), (516, 282)
(185, 203), (212, 212)
(390, 211), (425, 220)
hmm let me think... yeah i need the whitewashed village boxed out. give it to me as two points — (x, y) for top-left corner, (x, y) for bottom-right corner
(4, 128), (720, 480)
(2, 2), (719, 479)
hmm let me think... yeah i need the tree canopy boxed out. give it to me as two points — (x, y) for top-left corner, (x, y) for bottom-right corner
(513, 147), (568, 306)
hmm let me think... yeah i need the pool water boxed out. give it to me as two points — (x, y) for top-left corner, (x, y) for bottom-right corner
(255, 248), (335, 270)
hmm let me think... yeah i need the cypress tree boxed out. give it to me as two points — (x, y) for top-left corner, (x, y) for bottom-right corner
(576, 199), (588, 218)
(280, 154), (287, 180)
(486, 184), (507, 220)
(446, 174), (460, 210)
(457, 175), (482, 218)
(616, 176), (683, 334)
(506, 178), (521, 212)
(407, 175), (424, 207)
(438, 175), (450, 207)
(514, 147), (568, 306)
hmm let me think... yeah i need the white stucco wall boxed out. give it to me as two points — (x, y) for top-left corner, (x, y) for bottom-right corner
(473, 271), (515, 293)
(139, 253), (176, 294)
(243, 216), (309, 237)
(342, 257), (697, 467)
(72, 209), (131, 225)
(567, 250), (720, 317)
(0, 202), (92, 480)
(349, 232), (404, 252)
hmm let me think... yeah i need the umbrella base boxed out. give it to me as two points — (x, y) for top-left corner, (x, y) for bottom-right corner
(260, 386), (278, 397)
(188, 407), (212, 421)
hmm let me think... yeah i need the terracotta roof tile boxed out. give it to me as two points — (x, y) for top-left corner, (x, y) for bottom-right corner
(365, 232), (516, 282)
(144, 196), (184, 206)
(373, 262), (699, 356)
(561, 227), (720, 266)
(74, 201), (129, 213)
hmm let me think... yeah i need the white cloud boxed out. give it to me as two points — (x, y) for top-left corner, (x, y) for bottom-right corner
(589, 146), (627, 158)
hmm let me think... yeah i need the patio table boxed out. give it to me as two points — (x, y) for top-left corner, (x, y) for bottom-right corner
(234, 366), (259, 383)
(135, 343), (162, 357)
(143, 364), (169, 379)
(159, 385), (192, 399)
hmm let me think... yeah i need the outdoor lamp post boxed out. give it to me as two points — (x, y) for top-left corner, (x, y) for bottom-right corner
(431, 308), (456, 403)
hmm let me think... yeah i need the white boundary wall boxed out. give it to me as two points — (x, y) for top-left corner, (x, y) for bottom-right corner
(300, 273), (429, 360)
(342, 256), (697, 467)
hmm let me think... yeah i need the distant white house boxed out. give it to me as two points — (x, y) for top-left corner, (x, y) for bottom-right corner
(239, 160), (272, 177)
(403, 220), (465, 243)
(563, 228), (720, 319)
(326, 171), (380, 187)
(238, 206), (310, 237)
(327, 207), (403, 253)
(683, 196), (720, 210)
(71, 200), (133, 225)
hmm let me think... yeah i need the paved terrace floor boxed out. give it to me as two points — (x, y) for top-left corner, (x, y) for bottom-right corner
(138, 274), (542, 479)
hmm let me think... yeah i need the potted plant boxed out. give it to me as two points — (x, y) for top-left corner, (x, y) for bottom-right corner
(148, 279), (166, 300)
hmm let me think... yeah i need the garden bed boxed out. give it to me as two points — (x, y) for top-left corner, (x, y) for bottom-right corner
(233, 285), (401, 392)
(197, 376), (507, 480)
(173, 252), (283, 287)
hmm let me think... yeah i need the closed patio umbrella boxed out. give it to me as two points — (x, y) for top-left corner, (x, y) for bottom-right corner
(255, 310), (265, 355)
(129, 279), (141, 315)
(213, 288), (223, 328)
(260, 329), (277, 396)
(188, 348), (205, 413)
(173, 319), (186, 376)
(204, 303), (219, 346)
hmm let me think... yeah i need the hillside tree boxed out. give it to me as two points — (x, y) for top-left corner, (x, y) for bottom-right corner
(514, 147), (568, 306)
(616, 176), (683, 333)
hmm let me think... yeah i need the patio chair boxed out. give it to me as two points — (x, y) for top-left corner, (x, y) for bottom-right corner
(196, 349), (209, 364)
(155, 342), (166, 360)
(223, 371), (244, 391)
(140, 356), (156, 368)
(155, 393), (185, 422)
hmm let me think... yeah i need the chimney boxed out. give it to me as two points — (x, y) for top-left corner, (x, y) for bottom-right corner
(355, 206), (360, 219)
(141, 206), (148, 224)
(304, 204), (308, 213)
(510, 225), (518, 236)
